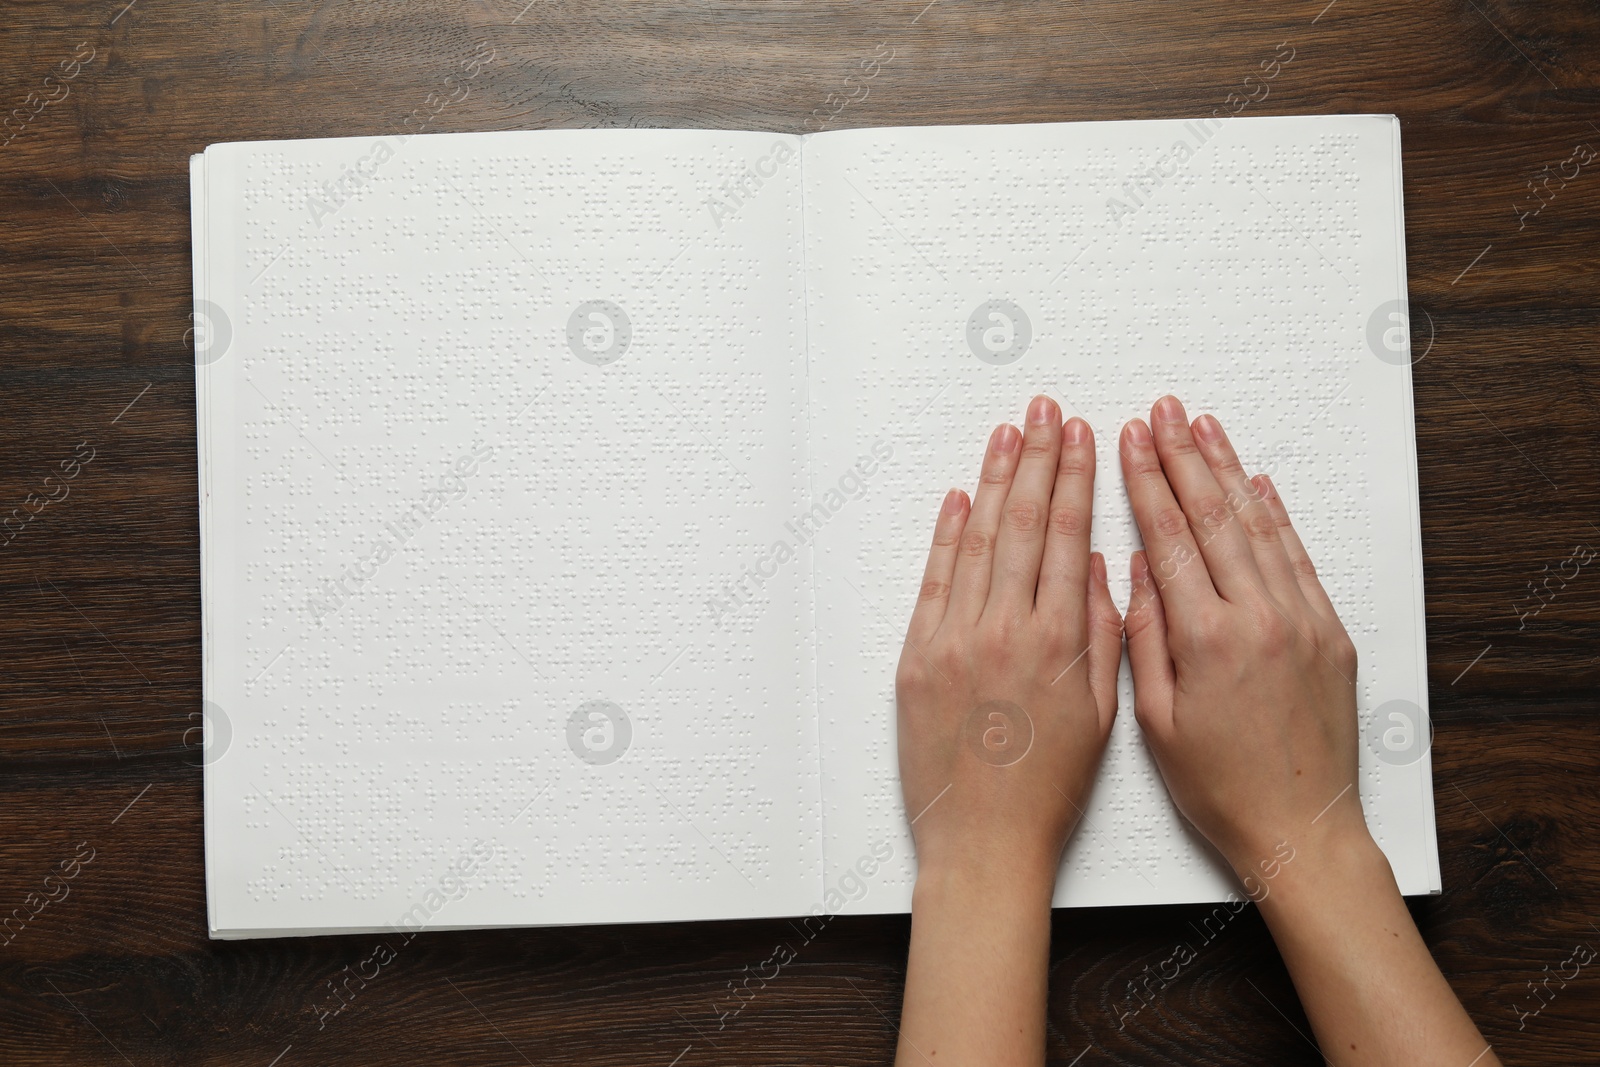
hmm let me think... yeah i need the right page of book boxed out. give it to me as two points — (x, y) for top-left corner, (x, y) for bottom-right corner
(800, 115), (1436, 911)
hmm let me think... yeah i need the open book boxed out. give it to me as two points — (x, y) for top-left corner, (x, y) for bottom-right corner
(192, 114), (1436, 939)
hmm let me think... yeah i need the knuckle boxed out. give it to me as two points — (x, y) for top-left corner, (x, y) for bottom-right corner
(979, 463), (1011, 487)
(931, 641), (965, 678)
(1240, 511), (1279, 545)
(1183, 607), (1229, 650)
(990, 610), (1024, 645)
(960, 529), (994, 560)
(1254, 608), (1292, 652)
(1150, 506), (1190, 541)
(1128, 449), (1165, 477)
(978, 616), (1022, 659)
(894, 658), (927, 694)
(1036, 621), (1069, 660)
(1048, 504), (1089, 539)
(901, 641), (961, 691)
(1092, 595), (1125, 634)
(1186, 495), (1232, 534)
(1330, 633), (1359, 674)
(917, 578), (951, 605)
(1212, 451), (1246, 477)
(1004, 499), (1045, 535)
(1291, 555), (1319, 582)
(1089, 613), (1123, 651)
(1057, 450), (1093, 478)
(1158, 429), (1201, 457)
(1019, 437), (1055, 460)
(1235, 508), (1273, 543)
(1122, 599), (1156, 639)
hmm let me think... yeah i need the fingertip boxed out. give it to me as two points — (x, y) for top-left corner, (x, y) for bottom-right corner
(1063, 416), (1090, 447)
(1027, 394), (1060, 427)
(940, 487), (965, 516)
(1123, 418), (1153, 448)
(1090, 550), (1108, 585)
(990, 422), (1020, 456)
(1131, 549), (1150, 584)
(1154, 395), (1186, 425)
(1192, 413), (1223, 444)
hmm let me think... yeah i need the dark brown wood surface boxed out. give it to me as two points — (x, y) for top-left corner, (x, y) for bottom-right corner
(2, 0), (1597, 1063)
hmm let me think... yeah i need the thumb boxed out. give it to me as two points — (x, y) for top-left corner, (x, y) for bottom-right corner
(1086, 551), (1123, 732)
(1124, 550), (1175, 738)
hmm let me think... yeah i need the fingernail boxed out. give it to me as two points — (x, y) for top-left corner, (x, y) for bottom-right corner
(1091, 551), (1107, 583)
(941, 488), (964, 516)
(1258, 473), (1277, 500)
(1155, 395), (1184, 423)
(1126, 418), (1153, 446)
(1194, 414), (1222, 442)
(1131, 550), (1149, 582)
(1027, 395), (1055, 426)
(991, 423), (1018, 454)
(1064, 417), (1087, 445)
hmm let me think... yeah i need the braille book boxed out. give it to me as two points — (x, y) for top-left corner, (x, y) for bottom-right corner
(191, 114), (1436, 939)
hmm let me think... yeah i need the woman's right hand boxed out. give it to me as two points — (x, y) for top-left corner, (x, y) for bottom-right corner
(1118, 396), (1365, 878)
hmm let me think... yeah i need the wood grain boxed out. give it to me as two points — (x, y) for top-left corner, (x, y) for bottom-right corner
(1, 0), (1597, 1063)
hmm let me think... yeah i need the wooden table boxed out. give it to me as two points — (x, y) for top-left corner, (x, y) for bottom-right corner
(2, 1), (1596, 1063)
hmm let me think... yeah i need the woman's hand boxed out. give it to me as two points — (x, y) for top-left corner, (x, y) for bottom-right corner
(1119, 395), (1498, 1067)
(896, 393), (1123, 889)
(893, 394), (1123, 1067)
(1119, 395), (1363, 874)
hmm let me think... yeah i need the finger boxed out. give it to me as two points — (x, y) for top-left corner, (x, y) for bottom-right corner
(1124, 550), (1175, 737)
(1119, 416), (1217, 611)
(1036, 417), (1095, 629)
(949, 423), (1021, 624)
(1149, 395), (1263, 603)
(1253, 474), (1341, 622)
(990, 395), (1062, 615)
(1190, 413), (1304, 609)
(907, 488), (970, 646)
(1085, 552), (1123, 733)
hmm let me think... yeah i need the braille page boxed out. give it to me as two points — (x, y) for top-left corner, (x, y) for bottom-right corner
(801, 116), (1438, 912)
(195, 129), (822, 937)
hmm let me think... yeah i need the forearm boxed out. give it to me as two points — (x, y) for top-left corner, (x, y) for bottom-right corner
(1254, 827), (1498, 1067)
(897, 863), (1056, 1067)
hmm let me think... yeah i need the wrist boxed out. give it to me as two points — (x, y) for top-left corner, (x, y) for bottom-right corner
(912, 850), (1059, 915)
(1246, 818), (1391, 920)
(1217, 800), (1375, 890)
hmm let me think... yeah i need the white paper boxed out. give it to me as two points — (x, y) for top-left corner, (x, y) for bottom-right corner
(196, 129), (822, 937)
(195, 115), (1436, 938)
(802, 116), (1436, 912)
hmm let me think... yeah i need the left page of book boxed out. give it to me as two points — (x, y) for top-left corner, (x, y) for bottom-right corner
(194, 128), (820, 937)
